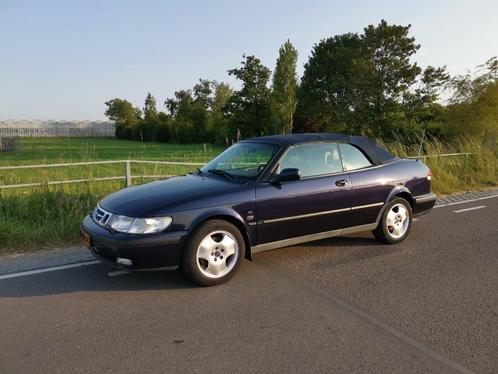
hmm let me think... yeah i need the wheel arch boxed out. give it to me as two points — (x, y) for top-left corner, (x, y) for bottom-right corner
(387, 186), (415, 209)
(188, 211), (253, 260)
(374, 187), (415, 225)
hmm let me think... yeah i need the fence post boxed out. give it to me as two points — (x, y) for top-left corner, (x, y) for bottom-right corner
(125, 160), (131, 186)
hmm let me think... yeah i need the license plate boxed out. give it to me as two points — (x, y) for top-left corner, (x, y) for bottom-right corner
(81, 231), (91, 248)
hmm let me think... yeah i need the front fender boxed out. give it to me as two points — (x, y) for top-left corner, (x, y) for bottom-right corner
(187, 206), (248, 231)
(183, 205), (255, 260)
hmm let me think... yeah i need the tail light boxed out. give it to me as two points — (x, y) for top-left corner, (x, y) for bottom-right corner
(427, 169), (432, 181)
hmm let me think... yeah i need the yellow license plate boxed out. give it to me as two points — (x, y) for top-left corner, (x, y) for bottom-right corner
(81, 231), (91, 248)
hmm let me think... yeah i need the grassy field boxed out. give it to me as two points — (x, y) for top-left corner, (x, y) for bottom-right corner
(0, 137), (496, 253)
(0, 137), (223, 164)
(0, 137), (223, 190)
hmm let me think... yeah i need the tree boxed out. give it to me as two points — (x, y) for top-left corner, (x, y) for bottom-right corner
(362, 20), (422, 134)
(104, 98), (141, 123)
(271, 40), (298, 134)
(104, 98), (142, 139)
(143, 92), (158, 122)
(401, 66), (449, 132)
(226, 55), (272, 138)
(296, 20), (447, 139)
(296, 33), (369, 134)
(446, 57), (498, 139)
(165, 89), (195, 143)
(208, 82), (233, 143)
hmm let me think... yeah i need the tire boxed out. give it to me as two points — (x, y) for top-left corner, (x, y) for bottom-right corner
(372, 197), (413, 244)
(181, 220), (245, 286)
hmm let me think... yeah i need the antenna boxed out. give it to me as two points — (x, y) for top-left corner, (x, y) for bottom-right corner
(417, 129), (426, 160)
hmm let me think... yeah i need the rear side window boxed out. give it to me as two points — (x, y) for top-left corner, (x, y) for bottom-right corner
(279, 142), (343, 178)
(339, 143), (372, 171)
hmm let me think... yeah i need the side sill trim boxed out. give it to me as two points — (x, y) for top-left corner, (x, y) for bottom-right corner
(351, 202), (384, 210)
(251, 223), (378, 253)
(262, 202), (383, 224)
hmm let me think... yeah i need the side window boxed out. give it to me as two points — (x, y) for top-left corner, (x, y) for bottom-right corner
(338, 143), (372, 171)
(278, 143), (343, 178)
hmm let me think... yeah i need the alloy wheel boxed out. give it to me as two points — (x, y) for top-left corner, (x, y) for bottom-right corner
(386, 203), (410, 239)
(196, 230), (239, 278)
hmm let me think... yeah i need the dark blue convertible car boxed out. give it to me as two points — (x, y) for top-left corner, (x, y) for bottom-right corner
(81, 133), (436, 286)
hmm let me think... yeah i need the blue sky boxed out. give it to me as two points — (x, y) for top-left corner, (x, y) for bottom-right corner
(1, 0), (497, 120)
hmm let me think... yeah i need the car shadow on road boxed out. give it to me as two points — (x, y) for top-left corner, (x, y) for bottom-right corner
(0, 264), (204, 298)
(257, 233), (401, 270)
(0, 234), (397, 298)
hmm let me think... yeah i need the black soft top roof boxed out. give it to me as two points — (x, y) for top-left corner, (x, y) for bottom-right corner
(241, 133), (395, 165)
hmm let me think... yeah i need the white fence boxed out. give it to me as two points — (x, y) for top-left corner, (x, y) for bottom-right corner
(0, 160), (204, 190)
(0, 120), (116, 137)
(0, 152), (480, 190)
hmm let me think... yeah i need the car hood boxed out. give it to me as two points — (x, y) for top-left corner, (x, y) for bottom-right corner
(100, 174), (250, 217)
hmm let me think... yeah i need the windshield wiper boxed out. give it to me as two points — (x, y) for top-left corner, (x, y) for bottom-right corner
(208, 169), (234, 179)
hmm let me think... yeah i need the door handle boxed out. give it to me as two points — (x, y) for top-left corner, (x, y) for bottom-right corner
(335, 179), (348, 187)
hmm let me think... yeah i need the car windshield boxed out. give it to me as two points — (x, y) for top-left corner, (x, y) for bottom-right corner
(201, 142), (280, 180)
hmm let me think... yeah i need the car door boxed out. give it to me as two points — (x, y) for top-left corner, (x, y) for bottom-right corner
(338, 143), (392, 226)
(255, 142), (353, 245)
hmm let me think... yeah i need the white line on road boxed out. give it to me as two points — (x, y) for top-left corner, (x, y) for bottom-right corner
(108, 270), (131, 277)
(453, 205), (486, 213)
(0, 260), (100, 280)
(435, 194), (498, 208)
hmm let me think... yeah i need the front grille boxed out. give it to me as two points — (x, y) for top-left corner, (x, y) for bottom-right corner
(93, 205), (113, 227)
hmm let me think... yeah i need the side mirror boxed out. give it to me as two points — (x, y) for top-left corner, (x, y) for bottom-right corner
(276, 168), (300, 183)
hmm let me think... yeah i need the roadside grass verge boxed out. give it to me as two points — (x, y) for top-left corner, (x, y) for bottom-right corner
(0, 188), (102, 251)
(381, 138), (498, 194)
(0, 137), (496, 253)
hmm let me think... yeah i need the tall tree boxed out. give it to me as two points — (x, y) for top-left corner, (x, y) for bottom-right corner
(165, 89), (195, 143)
(143, 92), (158, 122)
(271, 40), (298, 134)
(296, 20), (447, 139)
(226, 55), (272, 138)
(208, 82), (233, 143)
(361, 20), (422, 134)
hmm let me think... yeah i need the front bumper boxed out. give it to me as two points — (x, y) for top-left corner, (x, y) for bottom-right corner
(80, 215), (189, 270)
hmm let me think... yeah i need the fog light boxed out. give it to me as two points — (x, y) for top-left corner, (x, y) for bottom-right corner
(117, 257), (132, 266)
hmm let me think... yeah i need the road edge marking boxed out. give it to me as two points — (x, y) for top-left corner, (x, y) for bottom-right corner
(435, 194), (498, 208)
(0, 260), (100, 280)
(453, 205), (486, 213)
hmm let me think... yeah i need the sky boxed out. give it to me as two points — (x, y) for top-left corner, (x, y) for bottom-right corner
(1, 0), (497, 120)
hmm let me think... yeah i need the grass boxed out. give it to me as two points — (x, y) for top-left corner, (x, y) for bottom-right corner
(380, 138), (498, 195)
(0, 137), (223, 189)
(0, 137), (496, 253)
(0, 137), (222, 164)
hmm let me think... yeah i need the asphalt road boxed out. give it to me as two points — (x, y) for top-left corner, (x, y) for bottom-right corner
(1, 198), (497, 373)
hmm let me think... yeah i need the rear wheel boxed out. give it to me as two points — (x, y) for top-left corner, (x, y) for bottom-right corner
(373, 197), (412, 244)
(181, 220), (244, 286)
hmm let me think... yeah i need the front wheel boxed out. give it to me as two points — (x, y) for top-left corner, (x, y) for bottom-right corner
(373, 198), (412, 244)
(181, 220), (244, 286)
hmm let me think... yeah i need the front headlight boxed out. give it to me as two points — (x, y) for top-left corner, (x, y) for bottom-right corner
(107, 215), (172, 234)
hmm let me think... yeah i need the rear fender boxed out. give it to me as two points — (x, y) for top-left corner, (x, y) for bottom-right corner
(386, 186), (415, 208)
(372, 186), (414, 224)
